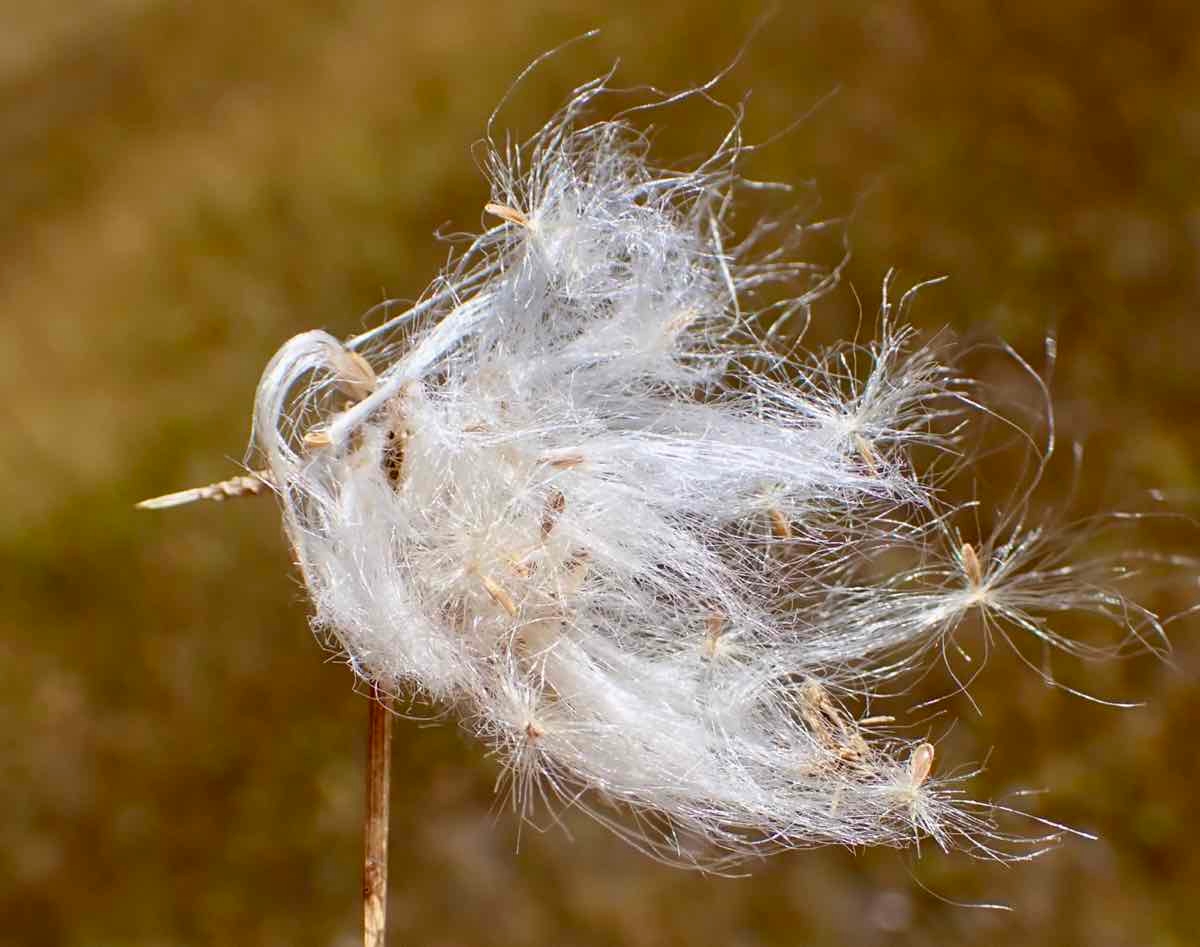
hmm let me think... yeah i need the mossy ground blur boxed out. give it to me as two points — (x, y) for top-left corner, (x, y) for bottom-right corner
(3, 2), (1198, 945)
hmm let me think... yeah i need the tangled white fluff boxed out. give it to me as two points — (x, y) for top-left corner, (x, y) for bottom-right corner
(247, 75), (1167, 867)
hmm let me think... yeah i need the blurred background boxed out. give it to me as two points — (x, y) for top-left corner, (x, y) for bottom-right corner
(3, 2), (1199, 945)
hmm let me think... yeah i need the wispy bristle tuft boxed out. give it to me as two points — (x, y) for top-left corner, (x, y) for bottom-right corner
(225, 73), (1185, 868)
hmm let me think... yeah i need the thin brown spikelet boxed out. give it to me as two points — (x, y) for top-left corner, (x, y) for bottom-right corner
(136, 471), (273, 510)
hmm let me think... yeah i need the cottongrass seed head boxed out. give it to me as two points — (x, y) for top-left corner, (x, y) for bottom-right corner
(219, 71), (1187, 869)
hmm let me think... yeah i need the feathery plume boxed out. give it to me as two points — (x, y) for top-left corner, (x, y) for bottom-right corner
(148, 71), (1185, 870)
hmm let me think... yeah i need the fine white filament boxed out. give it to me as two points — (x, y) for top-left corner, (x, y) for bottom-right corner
(248, 76), (1168, 868)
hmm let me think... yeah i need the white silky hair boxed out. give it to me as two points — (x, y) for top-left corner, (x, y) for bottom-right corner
(249, 75), (1170, 868)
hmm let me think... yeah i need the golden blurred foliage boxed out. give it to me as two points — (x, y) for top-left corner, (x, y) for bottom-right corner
(2, 2), (1198, 945)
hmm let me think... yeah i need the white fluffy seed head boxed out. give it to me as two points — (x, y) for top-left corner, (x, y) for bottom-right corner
(246, 76), (1175, 868)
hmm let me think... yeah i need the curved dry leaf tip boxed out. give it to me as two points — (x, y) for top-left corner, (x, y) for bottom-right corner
(541, 490), (566, 538)
(543, 453), (585, 470)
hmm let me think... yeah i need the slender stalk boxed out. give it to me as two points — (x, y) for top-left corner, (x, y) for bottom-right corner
(363, 688), (393, 947)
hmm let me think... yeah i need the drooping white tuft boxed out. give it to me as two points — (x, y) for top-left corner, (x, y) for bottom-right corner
(247, 76), (1171, 867)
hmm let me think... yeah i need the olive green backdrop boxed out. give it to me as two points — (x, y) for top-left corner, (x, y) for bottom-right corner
(3, 2), (1198, 945)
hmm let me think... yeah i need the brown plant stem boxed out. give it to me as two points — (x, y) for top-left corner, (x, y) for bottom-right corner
(363, 688), (393, 947)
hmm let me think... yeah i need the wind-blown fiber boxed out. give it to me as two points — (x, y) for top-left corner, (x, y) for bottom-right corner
(245, 74), (1172, 868)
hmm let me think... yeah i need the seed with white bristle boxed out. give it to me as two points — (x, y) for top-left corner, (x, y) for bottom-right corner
(484, 202), (531, 228)
(962, 542), (983, 589)
(479, 574), (518, 618)
(908, 742), (935, 789)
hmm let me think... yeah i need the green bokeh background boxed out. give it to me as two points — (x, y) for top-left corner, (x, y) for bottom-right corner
(3, 2), (1198, 945)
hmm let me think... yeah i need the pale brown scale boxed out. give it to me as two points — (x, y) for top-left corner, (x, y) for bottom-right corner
(333, 349), (377, 402)
(524, 721), (543, 741)
(541, 489), (566, 538)
(303, 428), (332, 449)
(485, 202), (531, 228)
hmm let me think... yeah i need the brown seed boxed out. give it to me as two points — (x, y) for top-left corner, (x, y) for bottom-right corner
(485, 202), (531, 228)
(304, 428), (332, 448)
(961, 542), (983, 589)
(799, 680), (847, 746)
(382, 417), (408, 488)
(480, 574), (519, 617)
(768, 507), (793, 540)
(909, 742), (935, 788)
(543, 453), (585, 470)
(541, 489), (566, 538)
